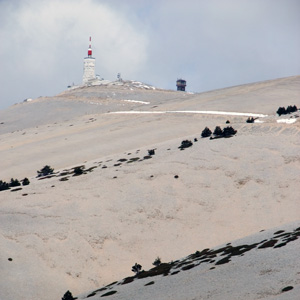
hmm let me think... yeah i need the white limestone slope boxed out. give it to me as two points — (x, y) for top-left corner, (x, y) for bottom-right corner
(77, 222), (300, 300)
(0, 76), (299, 300)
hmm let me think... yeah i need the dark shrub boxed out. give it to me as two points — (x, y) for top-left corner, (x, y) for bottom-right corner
(122, 277), (134, 285)
(59, 177), (69, 181)
(153, 257), (161, 267)
(87, 292), (96, 298)
(148, 149), (155, 155)
(137, 263), (172, 278)
(37, 165), (54, 177)
(132, 263), (142, 275)
(226, 120), (230, 124)
(182, 264), (195, 271)
(286, 105), (298, 114)
(178, 140), (193, 149)
(246, 117), (254, 123)
(277, 105), (297, 116)
(282, 286), (294, 292)
(118, 158), (127, 162)
(9, 178), (21, 187)
(201, 127), (212, 138)
(276, 107), (286, 116)
(286, 106), (292, 114)
(22, 177), (30, 186)
(62, 290), (74, 300)
(213, 126), (223, 136)
(0, 180), (10, 191)
(74, 166), (84, 175)
(101, 291), (117, 297)
(223, 126), (237, 137)
(209, 126), (237, 139)
(10, 187), (22, 192)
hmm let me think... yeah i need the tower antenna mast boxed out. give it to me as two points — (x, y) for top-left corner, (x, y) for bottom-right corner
(88, 36), (92, 57)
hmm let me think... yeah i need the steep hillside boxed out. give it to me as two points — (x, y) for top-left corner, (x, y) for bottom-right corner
(0, 77), (299, 300)
(77, 222), (300, 300)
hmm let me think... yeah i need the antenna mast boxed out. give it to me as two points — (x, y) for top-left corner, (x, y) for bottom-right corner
(88, 36), (92, 57)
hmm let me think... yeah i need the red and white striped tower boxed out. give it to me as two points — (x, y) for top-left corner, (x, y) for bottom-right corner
(83, 36), (96, 84)
(88, 36), (92, 57)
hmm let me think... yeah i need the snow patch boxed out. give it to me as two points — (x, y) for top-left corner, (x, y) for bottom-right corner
(171, 111), (268, 117)
(110, 111), (166, 114)
(277, 119), (297, 124)
(123, 100), (150, 105)
(89, 102), (102, 105)
(109, 110), (267, 117)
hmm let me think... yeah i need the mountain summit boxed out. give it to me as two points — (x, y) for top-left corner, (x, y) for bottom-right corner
(0, 76), (299, 300)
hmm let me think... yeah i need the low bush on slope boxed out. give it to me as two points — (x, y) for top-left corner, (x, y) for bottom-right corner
(0, 177), (30, 192)
(277, 105), (298, 116)
(37, 165), (54, 177)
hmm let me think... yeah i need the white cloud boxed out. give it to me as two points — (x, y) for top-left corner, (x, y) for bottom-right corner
(0, 0), (299, 109)
(0, 0), (148, 108)
(136, 0), (300, 91)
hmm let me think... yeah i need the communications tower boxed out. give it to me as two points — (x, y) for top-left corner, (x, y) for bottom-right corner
(83, 37), (96, 84)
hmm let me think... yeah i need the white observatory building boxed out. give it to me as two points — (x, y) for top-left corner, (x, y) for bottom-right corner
(82, 37), (96, 84)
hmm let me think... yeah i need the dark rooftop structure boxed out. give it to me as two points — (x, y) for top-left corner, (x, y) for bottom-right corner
(176, 79), (186, 91)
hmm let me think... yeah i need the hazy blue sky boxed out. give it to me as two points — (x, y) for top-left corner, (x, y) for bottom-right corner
(0, 0), (299, 109)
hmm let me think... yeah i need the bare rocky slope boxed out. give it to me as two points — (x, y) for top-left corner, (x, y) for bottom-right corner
(0, 76), (299, 300)
(77, 221), (300, 300)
